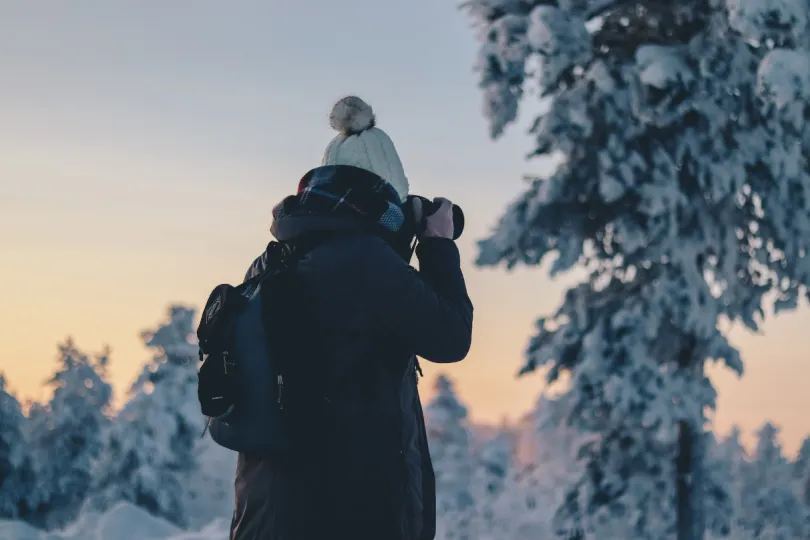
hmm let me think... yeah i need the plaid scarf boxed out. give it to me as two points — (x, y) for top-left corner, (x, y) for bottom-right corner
(272, 165), (405, 233)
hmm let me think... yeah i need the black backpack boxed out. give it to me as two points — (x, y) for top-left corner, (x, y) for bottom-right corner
(196, 232), (339, 453)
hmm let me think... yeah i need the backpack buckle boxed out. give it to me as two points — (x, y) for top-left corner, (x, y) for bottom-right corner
(264, 241), (296, 269)
(280, 242), (295, 260)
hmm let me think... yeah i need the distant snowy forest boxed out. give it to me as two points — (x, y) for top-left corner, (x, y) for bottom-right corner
(0, 305), (809, 539)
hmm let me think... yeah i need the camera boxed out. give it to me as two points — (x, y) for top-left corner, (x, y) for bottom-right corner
(404, 195), (465, 240)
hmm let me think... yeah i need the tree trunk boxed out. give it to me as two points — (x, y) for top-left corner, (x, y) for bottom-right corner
(691, 427), (705, 540)
(676, 343), (704, 540)
(676, 420), (693, 540)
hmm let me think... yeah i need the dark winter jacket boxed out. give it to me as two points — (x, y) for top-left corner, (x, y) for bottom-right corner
(229, 212), (474, 540)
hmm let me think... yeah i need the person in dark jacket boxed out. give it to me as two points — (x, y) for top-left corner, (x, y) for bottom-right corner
(229, 96), (473, 540)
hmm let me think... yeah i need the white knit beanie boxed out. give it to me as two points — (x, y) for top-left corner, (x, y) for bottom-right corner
(321, 96), (409, 203)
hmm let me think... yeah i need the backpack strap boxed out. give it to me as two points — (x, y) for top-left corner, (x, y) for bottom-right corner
(249, 229), (356, 285)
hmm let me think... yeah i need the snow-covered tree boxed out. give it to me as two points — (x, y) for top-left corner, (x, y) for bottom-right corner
(461, 0), (810, 537)
(472, 426), (514, 537)
(26, 339), (113, 528)
(509, 395), (582, 538)
(735, 423), (809, 539)
(714, 427), (747, 475)
(425, 375), (475, 540)
(702, 429), (745, 538)
(181, 439), (236, 529)
(0, 374), (38, 521)
(87, 305), (201, 527)
(794, 436), (810, 507)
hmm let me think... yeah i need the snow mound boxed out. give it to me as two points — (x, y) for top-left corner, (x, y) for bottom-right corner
(0, 520), (61, 540)
(165, 519), (231, 540)
(94, 503), (181, 540)
(0, 502), (229, 540)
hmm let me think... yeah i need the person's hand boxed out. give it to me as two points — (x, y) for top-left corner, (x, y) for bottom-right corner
(412, 197), (454, 239)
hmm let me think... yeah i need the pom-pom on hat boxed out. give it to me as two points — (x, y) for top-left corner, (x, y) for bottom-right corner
(321, 96), (409, 203)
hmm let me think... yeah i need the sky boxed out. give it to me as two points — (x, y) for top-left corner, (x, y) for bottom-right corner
(1, 0), (809, 455)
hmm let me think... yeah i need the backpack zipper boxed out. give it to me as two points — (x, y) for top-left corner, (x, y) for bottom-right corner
(277, 374), (284, 410)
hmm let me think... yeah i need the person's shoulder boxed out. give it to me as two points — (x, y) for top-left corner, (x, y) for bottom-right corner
(330, 232), (409, 269)
(331, 231), (393, 251)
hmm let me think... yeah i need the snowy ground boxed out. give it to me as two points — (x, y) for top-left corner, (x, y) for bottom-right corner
(0, 503), (229, 540)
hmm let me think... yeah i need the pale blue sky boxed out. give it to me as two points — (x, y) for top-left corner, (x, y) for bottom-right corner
(2, 0), (809, 454)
